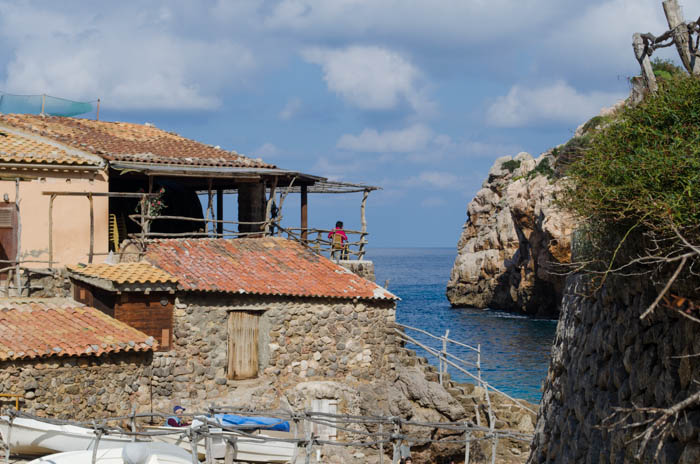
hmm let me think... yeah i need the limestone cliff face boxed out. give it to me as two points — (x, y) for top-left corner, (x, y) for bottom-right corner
(446, 152), (574, 317)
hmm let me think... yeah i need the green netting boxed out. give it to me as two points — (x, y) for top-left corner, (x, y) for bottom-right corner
(0, 92), (94, 117)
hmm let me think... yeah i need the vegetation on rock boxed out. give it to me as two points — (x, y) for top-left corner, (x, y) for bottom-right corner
(562, 75), (700, 293)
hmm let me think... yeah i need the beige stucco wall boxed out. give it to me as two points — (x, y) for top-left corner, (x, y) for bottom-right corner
(0, 168), (109, 268)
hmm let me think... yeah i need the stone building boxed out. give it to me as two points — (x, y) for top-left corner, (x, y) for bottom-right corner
(0, 298), (155, 419)
(68, 237), (398, 413)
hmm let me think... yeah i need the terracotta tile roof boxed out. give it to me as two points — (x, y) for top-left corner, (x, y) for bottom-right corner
(68, 262), (178, 285)
(0, 114), (274, 168)
(0, 129), (99, 166)
(144, 237), (397, 300)
(0, 298), (156, 361)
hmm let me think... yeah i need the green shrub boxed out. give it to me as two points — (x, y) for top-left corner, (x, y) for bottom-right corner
(651, 57), (685, 80)
(501, 159), (521, 173)
(525, 158), (554, 180)
(562, 75), (700, 276)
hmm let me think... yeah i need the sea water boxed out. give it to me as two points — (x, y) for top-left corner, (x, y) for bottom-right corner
(368, 247), (558, 404)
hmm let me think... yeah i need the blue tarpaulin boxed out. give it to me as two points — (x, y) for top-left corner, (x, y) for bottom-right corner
(215, 414), (290, 432)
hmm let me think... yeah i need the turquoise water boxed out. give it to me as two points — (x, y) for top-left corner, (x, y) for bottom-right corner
(368, 247), (558, 404)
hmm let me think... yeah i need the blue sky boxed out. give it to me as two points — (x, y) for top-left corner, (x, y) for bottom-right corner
(0, 0), (694, 247)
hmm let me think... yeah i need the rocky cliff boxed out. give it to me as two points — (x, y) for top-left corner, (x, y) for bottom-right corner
(446, 151), (574, 317)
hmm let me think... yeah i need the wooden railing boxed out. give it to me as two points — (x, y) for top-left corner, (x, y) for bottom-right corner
(279, 227), (368, 260)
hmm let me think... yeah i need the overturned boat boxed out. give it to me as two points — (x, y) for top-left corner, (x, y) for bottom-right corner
(0, 416), (135, 456)
(27, 442), (194, 464)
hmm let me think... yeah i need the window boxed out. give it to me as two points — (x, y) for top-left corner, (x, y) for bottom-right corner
(227, 311), (260, 380)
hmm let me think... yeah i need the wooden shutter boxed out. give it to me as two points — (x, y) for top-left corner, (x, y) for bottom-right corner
(0, 204), (17, 277)
(227, 311), (259, 380)
(311, 399), (338, 440)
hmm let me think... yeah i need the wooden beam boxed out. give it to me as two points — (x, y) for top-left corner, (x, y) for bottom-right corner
(301, 185), (308, 243)
(48, 194), (56, 269)
(88, 193), (94, 264)
(663, 0), (699, 74)
(633, 33), (658, 93)
(217, 189), (224, 236)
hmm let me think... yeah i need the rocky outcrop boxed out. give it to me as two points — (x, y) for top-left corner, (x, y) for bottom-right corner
(528, 274), (700, 463)
(447, 152), (574, 317)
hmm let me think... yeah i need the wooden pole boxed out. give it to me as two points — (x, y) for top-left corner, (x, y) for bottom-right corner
(301, 185), (308, 243)
(206, 179), (214, 234)
(359, 189), (369, 259)
(48, 194), (55, 269)
(88, 193), (94, 263)
(217, 189), (224, 236)
(663, 0), (699, 74)
(14, 179), (20, 295)
(379, 423), (384, 464)
(633, 33), (658, 93)
(41, 94), (45, 115)
(440, 329), (449, 386)
(264, 177), (277, 235)
(465, 427), (471, 464)
(96, 98), (100, 121)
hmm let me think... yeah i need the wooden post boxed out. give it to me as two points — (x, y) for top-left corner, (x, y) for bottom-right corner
(206, 179), (214, 235)
(264, 177), (277, 235)
(663, 0), (699, 74)
(88, 193), (94, 264)
(217, 189), (224, 236)
(359, 189), (368, 259)
(139, 194), (146, 241)
(464, 427), (470, 464)
(96, 98), (100, 121)
(41, 94), (45, 115)
(477, 343), (482, 386)
(633, 33), (658, 93)
(301, 185), (308, 243)
(14, 179), (20, 295)
(48, 194), (55, 269)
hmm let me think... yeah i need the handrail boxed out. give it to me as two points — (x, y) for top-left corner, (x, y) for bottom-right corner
(0, 394), (21, 410)
(396, 323), (479, 352)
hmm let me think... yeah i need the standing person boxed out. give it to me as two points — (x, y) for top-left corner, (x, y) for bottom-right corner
(166, 405), (189, 427)
(328, 221), (348, 260)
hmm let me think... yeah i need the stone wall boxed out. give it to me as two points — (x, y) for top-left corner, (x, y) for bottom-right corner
(529, 274), (700, 463)
(0, 352), (151, 420)
(149, 294), (396, 411)
(337, 260), (376, 282)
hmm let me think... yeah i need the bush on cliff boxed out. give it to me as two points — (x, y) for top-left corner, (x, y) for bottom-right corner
(562, 75), (700, 286)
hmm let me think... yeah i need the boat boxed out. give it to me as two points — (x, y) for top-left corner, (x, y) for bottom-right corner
(26, 442), (195, 464)
(0, 416), (135, 456)
(147, 417), (296, 462)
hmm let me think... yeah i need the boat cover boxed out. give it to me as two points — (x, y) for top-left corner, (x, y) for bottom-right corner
(214, 414), (290, 432)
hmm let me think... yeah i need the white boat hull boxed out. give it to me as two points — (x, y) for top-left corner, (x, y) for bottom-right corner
(0, 416), (134, 456)
(26, 442), (194, 464)
(148, 426), (295, 462)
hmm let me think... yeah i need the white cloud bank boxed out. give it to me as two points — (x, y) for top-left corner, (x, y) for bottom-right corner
(337, 124), (435, 152)
(301, 45), (433, 114)
(486, 81), (625, 128)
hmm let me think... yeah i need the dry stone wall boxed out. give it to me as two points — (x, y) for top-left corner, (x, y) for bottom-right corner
(0, 352), (151, 420)
(149, 294), (397, 411)
(529, 274), (700, 463)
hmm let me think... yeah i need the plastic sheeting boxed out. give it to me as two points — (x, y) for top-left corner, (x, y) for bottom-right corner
(214, 414), (291, 432)
(0, 92), (94, 117)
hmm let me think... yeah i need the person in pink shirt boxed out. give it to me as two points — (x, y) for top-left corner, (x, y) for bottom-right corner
(328, 221), (348, 259)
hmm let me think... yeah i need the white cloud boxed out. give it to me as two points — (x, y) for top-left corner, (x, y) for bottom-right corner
(301, 45), (433, 114)
(337, 124), (434, 152)
(0, 3), (257, 110)
(255, 142), (280, 158)
(485, 81), (625, 128)
(279, 97), (303, 120)
(403, 170), (461, 190)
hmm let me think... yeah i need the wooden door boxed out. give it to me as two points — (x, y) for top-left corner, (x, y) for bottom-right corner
(227, 311), (259, 379)
(0, 204), (17, 277)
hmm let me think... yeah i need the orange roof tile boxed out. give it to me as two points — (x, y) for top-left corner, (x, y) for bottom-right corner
(0, 298), (156, 361)
(144, 237), (397, 301)
(0, 129), (99, 166)
(0, 114), (274, 168)
(68, 262), (178, 285)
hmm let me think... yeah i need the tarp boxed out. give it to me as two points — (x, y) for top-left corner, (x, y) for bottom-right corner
(0, 92), (94, 117)
(214, 414), (290, 432)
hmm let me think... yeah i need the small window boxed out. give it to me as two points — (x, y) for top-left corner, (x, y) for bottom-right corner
(227, 311), (259, 380)
(311, 399), (338, 441)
